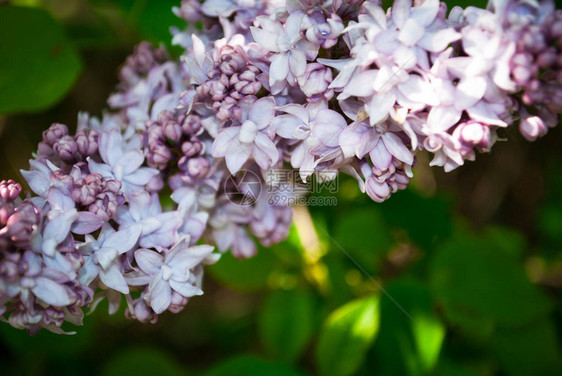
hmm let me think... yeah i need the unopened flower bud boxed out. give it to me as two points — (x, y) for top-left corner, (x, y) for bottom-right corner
(162, 121), (182, 143)
(181, 139), (203, 157)
(75, 130), (98, 157)
(0, 180), (22, 201)
(520, 115), (547, 141)
(182, 115), (202, 135)
(53, 136), (78, 161)
(42, 123), (68, 146)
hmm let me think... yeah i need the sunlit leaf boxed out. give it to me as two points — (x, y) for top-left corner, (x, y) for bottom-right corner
(0, 5), (82, 115)
(206, 355), (307, 376)
(412, 314), (446, 372)
(371, 279), (445, 376)
(258, 289), (316, 363)
(316, 295), (379, 376)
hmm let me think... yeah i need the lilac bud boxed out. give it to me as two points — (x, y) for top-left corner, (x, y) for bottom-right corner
(537, 49), (557, 68)
(42, 123), (68, 146)
(104, 179), (122, 195)
(88, 192), (119, 221)
(75, 130), (98, 157)
(182, 115), (202, 135)
(0, 180), (22, 201)
(53, 136), (78, 161)
(126, 297), (157, 323)
(218, 45), (247, 75)
(43, 307), (65, 327)
(146, 126), (164, 147)
(365, 175), (391, 203)
(181, 139), (203, 157)
(157, 110), (176, 124)
(0, 251), (20, 281)
(162, 121), (182, 143)
(3, 201), (41, 248)
(174, 0), (202, 23)
(303, 11), (343, 48)
(0, 200), (15, 225)
(520, 116), (547, 141)
(168, 292), (188, 313)
(187, 157), (211, 179)
(148, 142), (172, 170)
(230, 66), (262, 99)
(454, 121), (492, 150)
(72, 183), (97, 206)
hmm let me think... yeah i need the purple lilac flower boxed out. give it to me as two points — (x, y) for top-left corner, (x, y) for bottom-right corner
(3, 0), (562, 334)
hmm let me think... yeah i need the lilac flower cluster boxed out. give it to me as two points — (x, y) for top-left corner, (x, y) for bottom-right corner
(1, 0), (560, 334)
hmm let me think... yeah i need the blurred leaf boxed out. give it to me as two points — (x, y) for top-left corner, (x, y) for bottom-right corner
(0, 5), (81, 115)
(208, 247), (277, 292)
(206, 355), (307, 376)
(258, 289), (316, 363)
(412, 314), (446, 372)
(379, 189), (452, 250)
(333, 208), (393, 273)
(315, 295), (379, 376)
(109, 0), (185, 47)
(0, 315), (96, 358)
(443, 0), (487, 9)
(491, 318), (562, 376)
(102, 347), (186, 376)
(430, 233), (551, 330)
(371, 279), (445, 376)
(484, 226), (526, 258)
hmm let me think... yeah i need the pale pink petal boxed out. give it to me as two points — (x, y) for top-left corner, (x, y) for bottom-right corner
(427, 106), (462, 132)
(32, 277), (73, 306)
(382, 132), (414, 165)
(135, 248), (163, 275)
(99, 263), (129, 294)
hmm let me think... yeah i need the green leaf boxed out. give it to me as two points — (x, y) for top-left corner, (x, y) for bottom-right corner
(379, 189), (452, 250)
(430, 233), (551, 331)
(206, 355), (307, 376)
(333, 208), (393, 273)
(207, 247), (277, 292)
(491, 318), (562, 376)
(0, 5), (81, 115)
(258, 289), (316, 363)
(371, 279), (445, 376)
(102, 347), (186, 376)
(315, 295), (379, 376)
(109, 0), (185, 48)
(412, 314), (446, 372)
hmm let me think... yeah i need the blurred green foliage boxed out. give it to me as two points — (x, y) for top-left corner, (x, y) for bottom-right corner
(0, 5), (82, 115)
(1, 1), (562, 375)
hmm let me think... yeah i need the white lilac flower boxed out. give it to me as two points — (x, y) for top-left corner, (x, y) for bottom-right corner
(211, 97), (278, 173)
(78, 223), (141, 294)
(250, 14), (318, 93)
(88, 129), (158, 197)
(128, 236), (214, 314)
(115, 191), (182, 250)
